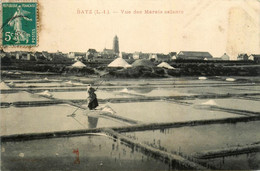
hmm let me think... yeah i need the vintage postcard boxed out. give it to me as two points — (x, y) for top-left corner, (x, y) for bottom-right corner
(1, 0), (260, 170)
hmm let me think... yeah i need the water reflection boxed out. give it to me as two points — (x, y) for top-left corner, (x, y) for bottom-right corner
(124, 121), (260, 164)
(1, 135), (170, 170)
(205, 152), (260, 169)
(132, 87), (155, 94)
(87, 116), (99, 128)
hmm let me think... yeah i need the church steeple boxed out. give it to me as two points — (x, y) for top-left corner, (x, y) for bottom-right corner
(113, 35), (119, 54)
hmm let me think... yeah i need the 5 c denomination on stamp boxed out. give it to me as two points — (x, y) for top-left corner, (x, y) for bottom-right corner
(1, 0), (38, 46)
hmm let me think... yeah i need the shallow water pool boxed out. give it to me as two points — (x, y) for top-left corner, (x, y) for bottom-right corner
(108, 101), (240, 123)
(0, 105), (126, 136)
(1, 135), (170, 171)
(123, 121), (260, 156)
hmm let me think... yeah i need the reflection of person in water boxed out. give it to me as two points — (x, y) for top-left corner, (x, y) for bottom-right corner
(8, 5), (32, 43)
(87, 84), (99, 110)
(87, 115), (98, 129)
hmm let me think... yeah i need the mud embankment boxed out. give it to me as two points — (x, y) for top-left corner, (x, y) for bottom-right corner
(193, 143), (260, 159)
(2, 115), (260, 142)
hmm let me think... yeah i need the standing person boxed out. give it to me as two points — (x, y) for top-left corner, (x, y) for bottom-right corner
(87, 84), (99, 110)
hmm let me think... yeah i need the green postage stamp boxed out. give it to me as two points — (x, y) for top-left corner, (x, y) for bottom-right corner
(1, 0), (38, 46)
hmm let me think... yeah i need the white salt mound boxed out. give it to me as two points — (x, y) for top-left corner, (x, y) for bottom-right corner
(198, 77), (207, 80)
(108, 58), (131, 68)
(120, 88), (129, 93)
(0, 81), (10, 89)
(86, 133), (108, 137)
(37, 90), (53, 97)
(43, 77), (49, 80)
(157, 62), (175, 70)
(65, 81), (73, 84)
(72, 82), (84, 85)
(8, 81), (14, 86)
(201, 99), (217, 106)
(102, 106), (116, 114)
(226, 78), (236, 82)
(19, 153), (25, 158)
(72, 61), (86, 68)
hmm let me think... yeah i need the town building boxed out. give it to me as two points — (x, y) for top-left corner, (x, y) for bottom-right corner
(149, 54), (157, 60)
(133, 52), (142, 60)
(156, 54), (172, 62)
(177, 51), (213, 60)
(220, 53), (230, 60)
(237, 53), (249, 60)
(33, 51), (47, 61)
(10, 51), (35, 60)
(41, 51), (52, 61)
(100, 35), (120, 58)
(149, 53), (171, 61)
(51, 51), (68, 62)
(249, 54), (260, 63)
(101, 48), (117, 58)
(86, 49), (98, 60)
(68, 52), (87, 59)
(169, 52), (177, 60)
(121, 52), (133, 59)
(139, 53), (150, 59)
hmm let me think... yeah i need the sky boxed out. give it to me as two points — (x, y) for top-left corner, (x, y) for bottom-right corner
(2, 0), (260, 60)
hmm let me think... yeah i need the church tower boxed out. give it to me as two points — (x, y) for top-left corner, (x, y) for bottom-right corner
(113, 35), (119, 54)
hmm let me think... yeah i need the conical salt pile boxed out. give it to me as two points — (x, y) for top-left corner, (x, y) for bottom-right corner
(226, 78), (236, 82)
(65, 81), (73, 84)
(8, 81), (14, 86)
(72, 61), (86, 68)
(108, 58), (132, 68)
(0, 81), (10, 89)
(37, 90), (53, 97)
(201, 99), (217, 106)
(120, 88), (129, 93)
(157, 62), (175, 69)
(198, 76), (207, 80)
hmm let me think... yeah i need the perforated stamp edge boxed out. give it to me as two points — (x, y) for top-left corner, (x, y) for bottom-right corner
(0, 0), (39, 48)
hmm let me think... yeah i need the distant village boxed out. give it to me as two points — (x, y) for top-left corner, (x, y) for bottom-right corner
(1, 35), (260, 64)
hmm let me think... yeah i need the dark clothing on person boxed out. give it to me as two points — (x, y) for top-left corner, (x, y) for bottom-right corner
(88, 97), (98, 110)
(87, 87), (98, 110)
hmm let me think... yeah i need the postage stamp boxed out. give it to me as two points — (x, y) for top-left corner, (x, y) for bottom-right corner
(1, 0), (38, 46)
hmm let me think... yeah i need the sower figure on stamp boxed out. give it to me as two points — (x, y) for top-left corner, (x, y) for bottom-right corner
(8, 5), (32, 43)
(86, 84), (99, 110)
